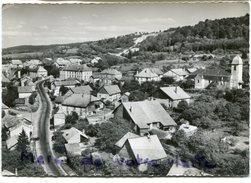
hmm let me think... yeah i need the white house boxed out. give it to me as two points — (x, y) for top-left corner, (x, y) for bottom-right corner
(18, 86), (35, 98)
(135, 68), (163, 84)
(163, 68), (189, 81)
(59, 64), (92, 82)
(151, 86), (191, 108)
(97, 85), (121, 102)
(189, 55), (243, 89)
(61, 127), (89, 144)
(113, 101), (177, 136)
(54, 58), (71, 68)
(61, 93), (103, 117)
(99, 69), (122, 85)
(51, 78), (80, 96)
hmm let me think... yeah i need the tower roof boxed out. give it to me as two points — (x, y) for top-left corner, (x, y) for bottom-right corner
(232, 55), (243, 65)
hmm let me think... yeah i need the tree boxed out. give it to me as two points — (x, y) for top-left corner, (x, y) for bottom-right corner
(28, 91), (37, 105)
(16, 130), (30, 152)
(53, 131), (66, 154)
(59, 85), (69, 96)
(176, 100), (189, 112)
(65, 111), (79, 125)
(129, 90), (147, 101)
(161, 76), (175, 85)
(95, 118), (133, 154)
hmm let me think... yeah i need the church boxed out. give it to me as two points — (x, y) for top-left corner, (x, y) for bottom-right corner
(189, 55), (243, 89)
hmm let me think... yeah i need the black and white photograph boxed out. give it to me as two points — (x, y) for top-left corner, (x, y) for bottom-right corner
(1, 0), (250, 178)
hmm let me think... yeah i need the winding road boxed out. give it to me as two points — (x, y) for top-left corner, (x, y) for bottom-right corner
(35, 79), (67, 176)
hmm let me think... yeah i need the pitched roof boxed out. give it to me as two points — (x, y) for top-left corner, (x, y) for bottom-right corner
(11, 60), (22, 65)
(53, 79), (80, 86)
(158, 86), (191, 100)
(37, 66), (47, 72)
(65, 143), (82, 156)
(115, 132), (139, 148)
(101, 69), (122, 75)
(186, 68), (197, 73)
(127, 135), (167, 162)
(2, 103), (9, 109)
(62, 127), (88, 142)
(2, 73), (11, 83)
(56, 58), (71, 65)
(121, 101), (176, 128)
(170, 68), (189, 76)
(167, 160), (212, 176)
(62, 93), (99, 108)
(6, 135), (18, 149)
(62, 65), (92, 72)
(135, 68), (158, 78)
(18, 86), (34, 93)
(70, 85), (93, 94)
(101, 85), (121, 95)
(232, 55), (243, 65)
(2, 115), (32, 129)
(187, 68), (230, 80)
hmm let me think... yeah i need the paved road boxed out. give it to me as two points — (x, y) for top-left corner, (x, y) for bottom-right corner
(36, 79), (67, 176)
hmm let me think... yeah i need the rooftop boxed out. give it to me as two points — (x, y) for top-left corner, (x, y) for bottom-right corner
(70, 85), (93, 94)
(101, 68), (122, 75)
(232, 55), (243, 65)
(169, 68), (189, 76)
(100, 85), (121, 95)
(62, 93), (100, 108)
(158, 86), (191, 100)
(62, 65), (92, 72)
(127, 135), (167, 162)
(62, 127), (88, 142)
(115, 132), (139, 148)
(135, 68), (158, 78)
(18, 86), (34, 93)
(120, 101), (176, 128)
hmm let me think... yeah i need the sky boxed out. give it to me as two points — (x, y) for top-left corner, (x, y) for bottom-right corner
(2, 2), (249, 48)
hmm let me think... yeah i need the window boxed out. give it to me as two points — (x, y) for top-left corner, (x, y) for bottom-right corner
(234, 65), (236, 71)
(197, 80), (199, 83)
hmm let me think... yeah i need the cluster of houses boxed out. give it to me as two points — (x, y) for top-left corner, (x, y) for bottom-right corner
(1, 54), (243, 175)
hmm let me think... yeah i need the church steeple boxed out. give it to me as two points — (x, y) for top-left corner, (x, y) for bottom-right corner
(230, 55), (243, 89)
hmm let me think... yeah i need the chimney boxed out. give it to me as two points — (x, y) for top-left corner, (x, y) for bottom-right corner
(129, 106), (132, 112)
(174, 86), (178, 93)
(147, 132), (150, 139)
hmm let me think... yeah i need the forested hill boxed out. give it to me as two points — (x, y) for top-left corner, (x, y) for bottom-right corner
(139, 14), (249, 53)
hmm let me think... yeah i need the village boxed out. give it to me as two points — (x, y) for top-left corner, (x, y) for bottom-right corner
(1, 51), (249, 176)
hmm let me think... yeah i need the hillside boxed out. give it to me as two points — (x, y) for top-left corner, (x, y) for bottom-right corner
(139, 14), (249, 53)
(2, 14), (249, 63)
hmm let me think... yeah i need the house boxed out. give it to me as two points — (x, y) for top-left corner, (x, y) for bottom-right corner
(113, 101), (177, 136)
(135, 68), (163, 84)
(178, 123), (198, 137)
(29, 66), (48, 78)
(37, 66), (48, 77)
(2, 73), (11, 87)
(23, 59), (42, 69)
(60, 65), (92, 82)
(186, 68), (197, 74)
(118, 135), (167, 166)
(18, 86), (35, 98)
(64, 85), (93, 98)
(167, 160), (212, 176)
(11, 60), (23, 69)
(3, 115), (32, 150)
(151, 86), (191, 108)
(2, 103), (9, 115)
(65, 143), (82, 157)
(100, 69), (122, 85)
(54, 58), (71, 68)
(89, 72), (101, 84)
(52, 106), (66, 129)
(61, 127), (88, 144)
(189, 55), (243, 89)
(51, 78), (80, 96)
(2, 169), (15, 176)
(120, 92), (130, 103)
(90, 56), (102, 65)
(15, 98), (26, 107)
(97, 85), (121, 102)
(163, 68), (189, 81)
(115, 132), (139, 149)
(69, 58), (82, 65)
(61, 93), (103, 117)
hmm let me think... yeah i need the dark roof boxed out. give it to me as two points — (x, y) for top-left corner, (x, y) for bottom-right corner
(62, 65), (92, 72)
(187, 68), (230, 79)
(100, 85), (121, 95)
